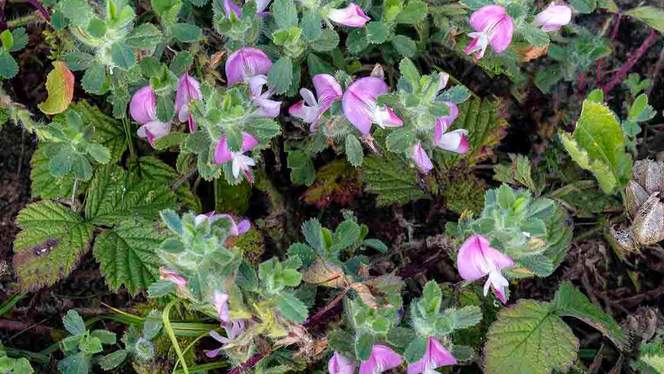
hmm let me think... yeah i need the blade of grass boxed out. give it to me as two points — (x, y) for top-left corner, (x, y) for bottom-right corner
(163, 300), (189, 374)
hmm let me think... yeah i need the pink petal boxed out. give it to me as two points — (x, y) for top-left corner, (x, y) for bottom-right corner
(241, 132), (259, 152)
(255, 0), (272, 13)
(411, 143), (433, 174)
(436, 102), (459, 132)
(225, 47), (273, 86)
(214, 291), (230, 323)
(328, 352), (354, 374)
(313, 73), (343, 112)
(175, 74), (202, 114)
(456, 234), (514, 281)
(359, 345), (402, 374)
(223, 0), (242, 17)
(534, 3), (572, 32)
(137, 120), (171, 145)
(328, 3), (371, 27)
(235, 219), (251, 235)
(469, 5), (507, 32)
(214, 136), (233, 164)
(463, 36), (482, 57)
(129, 85), (157, 124)
(494, 285), (508, 303)
(254, 97), (282, 118)
(160, 268), (187, 286)
(289, 100), (319, 123)
(204, 347), (224, 358)
(435, 129), (469, 154)
(489, 16), (514, 53)
(342, 77), (389, 135)
(407, 337), (457, 374)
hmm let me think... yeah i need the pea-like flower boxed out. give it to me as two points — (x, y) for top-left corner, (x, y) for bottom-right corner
(160, 268), (187, 287)
(411, 143), (433, 174)
(289, 74), (343, 132)
(342, 77), (403, 136)
(129, 85), (171, 146)
(327, 3), (371, 28)
(456, 234), (514, 303)
(175, 74), (202, 132)
(464, 5), (514, 59)
(433, 104), (469, 154)
(222, 0), (271, 18)
(205, 319), (246, 358)
(359, 344), (403, 374)
(328, 351), (354, 374)
(534, 3), (572, 32)
(213, 291), (230, 323)
(214, 132), (259, 183)
(248, 75), (282, 118)
(407, 336), (457, 374)
(225, 47), (273, 86)
(194, 212), (251, 236)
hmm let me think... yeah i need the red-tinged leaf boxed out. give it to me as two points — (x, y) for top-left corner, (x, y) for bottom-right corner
(38, 61), (75, 115)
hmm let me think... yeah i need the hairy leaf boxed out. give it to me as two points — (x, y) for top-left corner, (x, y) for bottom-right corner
(12, 201), (94, 291)
(362, 153), (427, 206)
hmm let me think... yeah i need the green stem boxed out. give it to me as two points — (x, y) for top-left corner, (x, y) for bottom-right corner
(122, 117), (137, 162)
(0, 293), (26, 317)
(173, 332), (208, 373)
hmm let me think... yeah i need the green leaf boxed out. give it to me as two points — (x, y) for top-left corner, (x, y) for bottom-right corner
(569, 0), (596, 13)
(396, 0), (428, 24)
(346, 28), (368, 54)
(63, 51), (95, 72)
(363, 238), (388, 253)
(366, 22), (389, 44)
(130, 156), (201, 211)
(171, 23), (203, 42)
(84, 165), (177, 226)
(301, 218), (324, 252)
(560, 99), (632, 194)
(625, 6), (664, 32)
(147, 279), (176, 298)
(74, 101), (126, 163)
(331, 220), (361, 252)
(311, 29), (339, 52)
(363, 153), (427, 206)
(552, 282), (626, 349)
(93, 220), (168, 295)
(126, 23), (163, 49)
(404, 336), (427, 363)
(57, 352), (90, 374)
(81, 64), (108, 95)
(484, 300), (579, 374)
(9, 27), (28, 52)
(98, 349), (128, 370)
(276, 293), (308, 322)
(521, 24), (550, 47)
(385, 128), (415, 153)
(0, 51), (18, 79)
(1, 30), (14, 50)
(268, 57), (293, 95)
(38, 62), (74, 115)
(12, 201), (94, 291)
(272, 0), (298, 29)
(63, 310), (86, 336)
(30, 145), (79, 199)
(345, 134), (364, 167)
(391, 35), (417, 57)
(287, 150), (315, 186)
(301, 10), (322, 41)
(111, 42), (136, 70)
(91, 329), (116, 344)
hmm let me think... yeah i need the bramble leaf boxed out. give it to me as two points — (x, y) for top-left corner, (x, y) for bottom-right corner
(12, 201), (94, 291)
(484, 300), (578, 374)
(362, 153), (427, 206)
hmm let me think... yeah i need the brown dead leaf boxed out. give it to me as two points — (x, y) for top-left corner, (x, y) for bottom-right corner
(302, 259), (348, 288)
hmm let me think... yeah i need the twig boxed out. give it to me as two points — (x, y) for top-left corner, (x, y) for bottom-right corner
(602, 29), (659, 95)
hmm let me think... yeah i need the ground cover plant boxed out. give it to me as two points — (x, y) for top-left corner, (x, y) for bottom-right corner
(0, 0), (664, 372)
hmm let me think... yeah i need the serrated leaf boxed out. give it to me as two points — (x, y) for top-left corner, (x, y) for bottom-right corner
(63, 310), (86, 336)
(0, 51), (18, 79)
(111, 42), (136, 70)
(38, 62), (74, 115)
(129, 156), (201, 211)
(363, 153), (427, 206)
(311, 29), (339, 52)
(272, 0), (298, 29)
(552, 282), (626, 349)
(171, 23), (203, 42)
(301, 218), (324, 252)
(268, 57), (293, 95)
(98, 349), (128, 370)
(276, 293), (308, 322)
(12, 201), (94, 291)
(484, 300), (579, 374)
(74, 101), (126, 163)
(30, 145), (79, 199)
(560, 99), (631, 194)
(287, 150), (315, 186)
(81, 64), (108, 95)
(93, 220), (168, 295)
(345, 134), (364, 167)
(84, 165), (177, 226)
(126, 23), (163, 49)
(57, 352), (90, 374)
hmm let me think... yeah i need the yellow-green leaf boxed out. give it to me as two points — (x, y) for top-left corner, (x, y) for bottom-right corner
(38, 61), (75, 115)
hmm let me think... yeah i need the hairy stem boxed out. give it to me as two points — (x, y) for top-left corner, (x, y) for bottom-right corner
(602, 29), (658, 95)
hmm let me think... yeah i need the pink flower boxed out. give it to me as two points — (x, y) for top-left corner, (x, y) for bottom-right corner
(411, 143), (433, 174)
(464, 5), (514, 59)
(407, 337), (457, 374)
(225, 47), (273, 86)
(248, 75), (282, 118)
(289, 74), (342, 132)
(175, 74), (202, 132)
(130, 85), (171, 146)
(327, 3), (371, 27)
(342, 77), (402, 135)
(205, 320), (246, 358)
(328, 352), (354, 374)
(534, 3), (572, 32)
(433, 105), (469, 154)
(196, 211), (251, 236)
(213, 291), (230, 323)
(214, 132), (259, 183)
(456, 234), (514, 303)
(222, 0), (271, 17)
(359, 344), (403, 374)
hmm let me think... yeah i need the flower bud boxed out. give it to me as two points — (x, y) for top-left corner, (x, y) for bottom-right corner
(327, 3), (370, 28)
(534, 3), (572, 32)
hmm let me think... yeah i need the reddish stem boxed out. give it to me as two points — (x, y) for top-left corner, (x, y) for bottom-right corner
(26, 0), (50, 21)
(602, 29), (659, 95)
